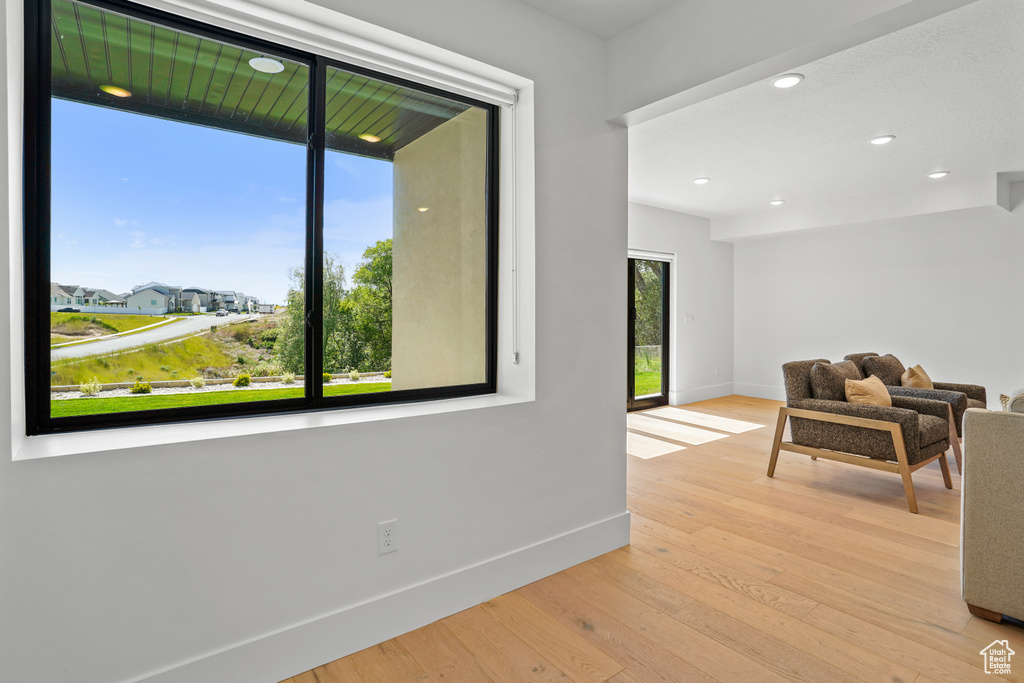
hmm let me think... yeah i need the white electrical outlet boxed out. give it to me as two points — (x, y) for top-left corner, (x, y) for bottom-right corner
(378, 519), (398, 555)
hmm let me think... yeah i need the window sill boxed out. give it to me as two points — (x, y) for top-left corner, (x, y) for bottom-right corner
(13, 390), (532, 461)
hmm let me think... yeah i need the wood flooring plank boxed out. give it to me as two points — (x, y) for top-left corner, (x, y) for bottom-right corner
(348, 640), (431, 683)
(397, 621), (499, 682)
(518, 575), (717, 683)
(803, 603), (1010, 683)
(587, 549), (920, 683)
(769, 570), (980, 666)
(315, 652), (365, 682)
(631, 514), (782, 581)
(960, 615), (1024, 647)
(553, 564), (798, 683)
(442, 605), (571, 683)
(671, 599), (862, 683)
(627, 414), (730, 445)
(605, 670), (649, 683)
(289, 675), (318, 683)
(480, 592), (625, 683)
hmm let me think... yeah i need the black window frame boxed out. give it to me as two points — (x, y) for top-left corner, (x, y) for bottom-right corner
(24, 0), (499, 436)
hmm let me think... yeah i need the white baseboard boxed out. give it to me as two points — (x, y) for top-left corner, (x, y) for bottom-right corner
(733, 383), (785, 401)
(669, 382), (734, 406)
(134, 511), (631, 683)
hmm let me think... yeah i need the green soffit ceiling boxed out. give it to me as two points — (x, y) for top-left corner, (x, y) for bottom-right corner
(50, 0), (472, 159)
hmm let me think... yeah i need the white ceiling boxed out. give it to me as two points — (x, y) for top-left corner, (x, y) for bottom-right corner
(628, 0), (1024, 220)
(516, 0), (678, 39)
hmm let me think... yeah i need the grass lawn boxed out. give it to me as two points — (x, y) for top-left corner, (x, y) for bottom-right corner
(634, 370), (663, 397)
(51, 335), (236, 386)
(51, 312), (166, 336)
(51, 382), (392, 417)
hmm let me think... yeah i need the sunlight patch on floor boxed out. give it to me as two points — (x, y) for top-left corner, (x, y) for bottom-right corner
(645, 406), (764, 434)
(627, 413), (730, 445)
(626, 431), (685, 459)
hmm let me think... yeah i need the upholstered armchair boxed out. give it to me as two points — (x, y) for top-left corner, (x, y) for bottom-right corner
(769, 359), (954, 513)
(961, 408), (1024, 622)
(845, 352), (985, 472)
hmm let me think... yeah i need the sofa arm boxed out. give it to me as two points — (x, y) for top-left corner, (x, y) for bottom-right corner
(962, 409), (1024, 620)
(934, 382), (986, 406)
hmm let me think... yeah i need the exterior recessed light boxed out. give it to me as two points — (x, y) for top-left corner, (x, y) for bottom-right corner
(770, 199), (785, 206)
(417, 207), (429, 212)
(771, 73), (804, 89)
(248, 57), (285, 74)
(870, 135), (896, 145)
(99, 85), (131, 98)
(694, 177), (710, 185)
(359, 134), (382, 143)
(928, 171), (950, 179)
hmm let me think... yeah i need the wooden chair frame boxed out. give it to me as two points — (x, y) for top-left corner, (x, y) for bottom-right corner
(767, 406), (954, 514)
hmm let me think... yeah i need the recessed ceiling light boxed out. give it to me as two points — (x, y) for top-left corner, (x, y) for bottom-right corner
(694, 177), (710, 185)
(99, 85), (131, 98)
(248, 57), (285, 74)
(771, 73), (804, 89)
(417, 207), (429, 212)
(928, 171), (950, 179)
(359, 134), (382, 143)
(870, 135), (896, 145)
(770, 199), (785, 206)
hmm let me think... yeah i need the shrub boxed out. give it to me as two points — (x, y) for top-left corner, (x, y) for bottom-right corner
(189, 376), (206, 389)
(349, 370), (360, 381)
(79, 377), (101, 396)
(384, 371), (391, 379)
(260, 329), (279, 345)
(126, 368), (134, 375)
(237, 355), (247, 365)
(322, 372), (333, 384)
(281, 372), (296, 384)
(252, 360), (283, 377)
(130, 381), (152, 394)
(233, 373), (251, 387)
(160, 365), (171, 372)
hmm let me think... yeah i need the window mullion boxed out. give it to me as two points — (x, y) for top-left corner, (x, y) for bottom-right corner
(305, 56), (326, 403)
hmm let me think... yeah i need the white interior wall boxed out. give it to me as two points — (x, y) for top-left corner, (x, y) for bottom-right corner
(733, 204), (1024, 403)
(0, 1), (628, 682)
(628, 202), (734, 404)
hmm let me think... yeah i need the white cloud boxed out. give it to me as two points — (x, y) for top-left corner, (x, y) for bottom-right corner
(114, 218), (139, 227)
(129, 230), (145, 248)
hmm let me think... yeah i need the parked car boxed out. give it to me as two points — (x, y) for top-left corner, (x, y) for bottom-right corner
(56, 307), (80, 313)
(215, 309), (229, 317)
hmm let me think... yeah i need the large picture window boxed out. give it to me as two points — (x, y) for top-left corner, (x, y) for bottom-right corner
(24, 0), (499, 435)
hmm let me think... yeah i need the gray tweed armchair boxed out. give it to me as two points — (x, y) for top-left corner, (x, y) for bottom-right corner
(768, 359), (954, 513)
(845, 352), (986, 473)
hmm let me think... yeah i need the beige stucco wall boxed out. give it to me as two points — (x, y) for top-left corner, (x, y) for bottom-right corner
(391, 107), (487, 390)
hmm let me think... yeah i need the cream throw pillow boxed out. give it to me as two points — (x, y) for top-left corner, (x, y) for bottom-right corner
(845, 375), (892, 406)
(901, 364), (933, 389)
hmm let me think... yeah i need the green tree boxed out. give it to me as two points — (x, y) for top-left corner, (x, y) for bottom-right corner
(633, 260), (663, 347)
(275, 243), (393, 374)
(275, 255), (349, 374)
(346, 239), (392, 372)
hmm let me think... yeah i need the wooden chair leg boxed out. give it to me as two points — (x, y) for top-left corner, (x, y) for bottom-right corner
(938, 452), (952, 489)
(767, 409), (788, 477)
(968, 603), (1003, 623)
(948, 405), (963, 475)
(891, 425), (918, 514)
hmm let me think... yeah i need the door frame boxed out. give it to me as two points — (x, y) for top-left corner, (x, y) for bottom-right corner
(627, 252), (672, 411)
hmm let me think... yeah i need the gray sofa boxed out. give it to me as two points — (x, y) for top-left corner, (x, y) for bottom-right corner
(961, 408), (1024, 622)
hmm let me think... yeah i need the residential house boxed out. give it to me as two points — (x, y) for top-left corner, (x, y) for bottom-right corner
(125, 285), (174, 314)
(5, 1), (1019, 682)
(182, 286), (214, 312)
(50, 282), (127, 311)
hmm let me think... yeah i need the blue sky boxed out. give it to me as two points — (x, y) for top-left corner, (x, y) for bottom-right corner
(51, 98), (393, 305)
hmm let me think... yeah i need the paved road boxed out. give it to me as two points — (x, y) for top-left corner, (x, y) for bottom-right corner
(51, 313), (256, 360)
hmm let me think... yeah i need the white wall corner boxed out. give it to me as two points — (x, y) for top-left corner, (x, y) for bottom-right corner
(733, 383), (785, 402)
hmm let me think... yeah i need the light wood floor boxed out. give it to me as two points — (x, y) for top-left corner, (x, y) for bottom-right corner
(284, 396), (1023, 682)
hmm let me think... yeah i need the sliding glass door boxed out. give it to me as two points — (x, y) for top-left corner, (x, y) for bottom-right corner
(627, 258), (669, 411)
